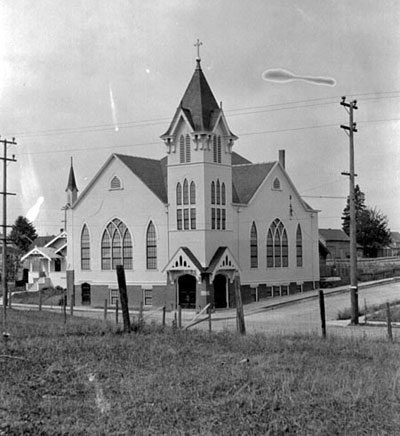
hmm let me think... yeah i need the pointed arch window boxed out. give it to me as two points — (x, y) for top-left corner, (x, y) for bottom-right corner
(176, 182), (182, 206)
(266, 218), (288, 268)
(250, 222), (258, 268)
(216, 179), (220, 205)
(110, 176), (122, 190)
(185, 134), (191, 163)
(146, 221), (157, 270)
(183, 179), (189, 205)
(179, 135), (185, 163)
(81, 225), (90, 270)
(217, 136), (222, 163)
(190, 181), (196, 205)
(211, 181), (215, 204)
(213, 136), (217, 163)
(221, 183), (226, 205)
(101, 218), (133, 270)
(296, 224), (303, 267)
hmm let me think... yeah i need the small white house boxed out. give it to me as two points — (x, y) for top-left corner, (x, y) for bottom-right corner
(21, 231), (67, 290)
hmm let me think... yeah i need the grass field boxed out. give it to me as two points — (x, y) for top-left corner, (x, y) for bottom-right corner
(1, 309), (400, 435)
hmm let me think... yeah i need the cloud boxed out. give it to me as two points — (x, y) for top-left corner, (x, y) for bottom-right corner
(262, 68), (336, 87)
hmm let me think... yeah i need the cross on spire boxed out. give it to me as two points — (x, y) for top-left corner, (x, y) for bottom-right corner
(194, 39), (203, 61)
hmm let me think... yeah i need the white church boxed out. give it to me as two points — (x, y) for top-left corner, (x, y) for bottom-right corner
(66, 51), (320, 309)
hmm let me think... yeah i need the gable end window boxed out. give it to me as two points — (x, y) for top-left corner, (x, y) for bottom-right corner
(273, 178), (281, 190)
(110, 176), (122, 190)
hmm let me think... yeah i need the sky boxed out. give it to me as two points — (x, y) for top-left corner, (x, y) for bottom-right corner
(0, 0), (399, 236)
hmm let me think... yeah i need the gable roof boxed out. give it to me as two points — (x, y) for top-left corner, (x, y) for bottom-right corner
(115, 154), (168, 204)
(319, 229), (349, 242)
(21, 246), (63, 262)
(232, 162), (275, 204)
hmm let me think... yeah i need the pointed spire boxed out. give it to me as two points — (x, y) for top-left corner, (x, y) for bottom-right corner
(66, 157), (78, 193)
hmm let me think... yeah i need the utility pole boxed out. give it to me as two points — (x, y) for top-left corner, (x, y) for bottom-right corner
(0, 137), (17, 332)
(340, 97), (359, 325)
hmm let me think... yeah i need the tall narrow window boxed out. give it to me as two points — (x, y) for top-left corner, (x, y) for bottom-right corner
(217, 136), (222, 163)
(177, 209), (182, 230)
(190, 208), (196, 229)
(179, 135), (185, 163)
(183, 209), (189, 230)
(266, 229), (273, 268)
(250, 222), (258, 268)
(81, 225), (90, 270)
(183, 179), (189, 205)
(266, 218), (288, 268)
(216, 179), (220, 205)
(221, 183), (226, 205)
(146, 221), (157, 269)
(211, 181), (215, 204)
(222, 209), (226, 230)
(190, 181), (196, 204)
(101, 219), (133, 270)
(213, 136), (217, 162)
(296, 224), (303, 267)
(211, 208), (216, 230)
(176, 183), (182, 206)
(217, 208), (221, 230)
(185, 134), (191, 163)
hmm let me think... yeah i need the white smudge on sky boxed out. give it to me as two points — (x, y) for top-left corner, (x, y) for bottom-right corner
(108, 83), (119, 132)
(26, 196), (44, 222)
(262, 68), (336, 86)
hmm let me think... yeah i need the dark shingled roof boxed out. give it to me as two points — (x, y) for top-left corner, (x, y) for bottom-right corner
(115, 154), (168, 204)
(319, 229), (350, 242)
(181, 247), (205, 272)
(232, 162), (275, 204)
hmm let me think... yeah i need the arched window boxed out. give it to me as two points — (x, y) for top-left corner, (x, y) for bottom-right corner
(101, 218), (133, 270)
(211, 181), (215, 204)
(266, 218), (288, 268)
(296, 224), (303, 267)
(273, 177), (281, 190)
(216, 179), (220, 205)
(185, 134), (191, 163)
(183, 179), (189, 205)
(81, 225), (90, 270)
(146, 221), (157, 269)
(179, 135), (185, 163)
(190, 181), (196, 204)
(221, 183), (226, 205)
(250, 222), (258, 268)
(110, 176), (122, 190)
(217, 136), (222, 163)
(176, 183), (182, 206)
(213, 136), (217, 163)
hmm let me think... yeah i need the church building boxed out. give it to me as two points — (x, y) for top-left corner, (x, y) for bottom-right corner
(66, 50), (320, 309)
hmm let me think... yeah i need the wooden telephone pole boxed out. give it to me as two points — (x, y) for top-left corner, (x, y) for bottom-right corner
(0, 137), (17, 333)
(340, 97), (359, 325)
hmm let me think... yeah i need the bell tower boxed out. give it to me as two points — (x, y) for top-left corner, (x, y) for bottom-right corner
(161, 42), (238, 265)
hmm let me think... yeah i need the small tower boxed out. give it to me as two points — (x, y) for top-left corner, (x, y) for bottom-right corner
(65, 157), (78, 206)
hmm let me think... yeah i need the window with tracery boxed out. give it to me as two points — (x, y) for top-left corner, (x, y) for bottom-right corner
(266, 218), (288, 268)
(101, 219), (133, 270)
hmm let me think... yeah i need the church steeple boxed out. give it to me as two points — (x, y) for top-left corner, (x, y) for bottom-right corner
(65, 157), (78, 205)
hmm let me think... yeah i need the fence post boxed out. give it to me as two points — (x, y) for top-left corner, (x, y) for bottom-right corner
(116, 265), (131, 333)
(318, 289), (326, 338)
(178, 305), (182, 329)
(162, 306), (166, 326)
(104, 299), (108, 321)
(364, 298), (367, 325)
(386, 302), (393, 343)
(115, 299), (119, 324)
(139, 301), (144, 331)
(38, 288), (42, 312)
(63, 289), (67, 324)
(234, 276), (246, 335)
(208, 305), (212, 332)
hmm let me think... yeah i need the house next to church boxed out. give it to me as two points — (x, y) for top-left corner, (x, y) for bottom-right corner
(66, 52), (320, 309)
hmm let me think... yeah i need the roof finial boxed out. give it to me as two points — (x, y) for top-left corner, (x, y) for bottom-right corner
(194, 38), (203, 62)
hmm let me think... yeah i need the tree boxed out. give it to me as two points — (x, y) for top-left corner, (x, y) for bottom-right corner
(342, 184), (366, 237)
(9, 216), (38, 254)
(342, 188), (391, 257)
(6, 216), (38, 281)
(357, 207), (391, 258)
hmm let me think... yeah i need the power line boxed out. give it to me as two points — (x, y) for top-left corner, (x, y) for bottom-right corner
(8, 90), (400, 139)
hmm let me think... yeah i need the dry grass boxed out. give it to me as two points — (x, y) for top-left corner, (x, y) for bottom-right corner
(1, 309), (400, 435)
